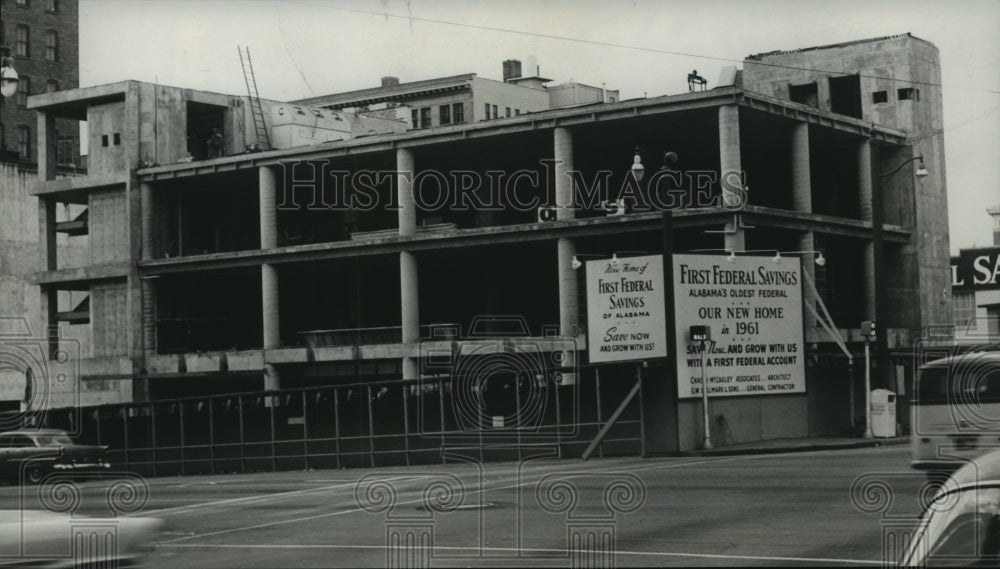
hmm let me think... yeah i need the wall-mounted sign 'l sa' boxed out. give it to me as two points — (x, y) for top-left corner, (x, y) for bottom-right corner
(585, 254), (668, 364)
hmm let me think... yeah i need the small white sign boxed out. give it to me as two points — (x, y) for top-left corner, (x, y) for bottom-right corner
(586, 254), (668, 364)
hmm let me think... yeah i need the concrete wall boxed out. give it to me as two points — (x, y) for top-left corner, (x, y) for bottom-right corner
(87, 101), (128, 175)
(88, 188), (128, 264)
(676, 396), (809, 451)
(471, 77), (550, 121)
(744, 34), (951, 335)
(91, 281), (129, 357)
(0, 163), (91, 405)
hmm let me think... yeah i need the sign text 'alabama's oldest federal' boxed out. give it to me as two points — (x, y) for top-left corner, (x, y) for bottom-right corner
(673, 254), (806, 398)
(586, 254), (668, 363)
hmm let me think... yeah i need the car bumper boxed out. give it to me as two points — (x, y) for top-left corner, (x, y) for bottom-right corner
(51, 462), (111, 471)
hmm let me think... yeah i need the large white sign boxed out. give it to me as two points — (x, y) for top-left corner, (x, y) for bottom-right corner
(673, 254), (806, 398)
(586, 254), (668, 363)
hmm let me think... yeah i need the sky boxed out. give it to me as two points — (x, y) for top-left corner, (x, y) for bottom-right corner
(78, 0), (1000, 252)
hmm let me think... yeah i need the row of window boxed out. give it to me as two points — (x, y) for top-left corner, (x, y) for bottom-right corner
(2, 24), (61, 61)
(0, 123), (32, 160)
(872, 88), (921, 104)
(13, 0), (60, 12)
(410, 102), (466, 130)
(483, 103), (521, 120)
(0, 122), (74, 163)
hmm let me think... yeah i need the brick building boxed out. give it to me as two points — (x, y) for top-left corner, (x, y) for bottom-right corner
(0, 0), (79, 166)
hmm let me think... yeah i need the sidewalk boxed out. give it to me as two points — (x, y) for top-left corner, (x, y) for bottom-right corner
(680, 434), (909, 457)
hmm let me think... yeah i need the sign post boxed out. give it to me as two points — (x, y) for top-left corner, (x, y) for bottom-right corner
(861, 320), (876, 439)
(690, 325), (712, 449)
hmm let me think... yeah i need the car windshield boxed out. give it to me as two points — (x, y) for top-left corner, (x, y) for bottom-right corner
(33, 434), (74, 446)
(905, 487), (1000, 566)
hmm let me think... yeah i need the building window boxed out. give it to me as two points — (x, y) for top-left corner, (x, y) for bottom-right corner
(46, 80), (59, 93)
(439, 104), (451, 125)
(45, 30), (58, 62)
(113, 133), (121, 146)
(18, 125), (30, 160)
(16, 25), (30, 58)
(515, 109), (521, 116)
(492, 105), (498, 119)
(57, 136), (73, 165)
(898, 88), (920, 101)
(101, 134), (108, 147)
(46, 0), (57, 12)
(789, 82), (819, 108)
(420, 107), (431, 129)
(954, 291), (977, 331)
(16, 76), (29, 108)
(452, 103), (464, 124)
(484, 102), (490, 120)
(872, 90), (888, 104)
(411, 109), (419, 129)
(505, 107), (511, 118)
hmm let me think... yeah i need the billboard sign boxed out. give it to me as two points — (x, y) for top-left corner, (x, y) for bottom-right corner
(585, 254), (668, 364)
(672, 254), (806, 398)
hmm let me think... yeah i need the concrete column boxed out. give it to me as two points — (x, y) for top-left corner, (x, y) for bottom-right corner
(141, 279), (156, 355)
(799, 233), (817, 330)
(857, 141), (873, 222)
(259, 166), (278, 249)
(259, 166), (281, 390)
(791, 123), (812, 213)
(397, 148), (420, 380)
(37, 112), (57, 182)
(719, 105), (743, 251)
(554, 127), (575, 220)
(39, 288), (59, 360)
(791, 123), (816, 330)
(397, 148), (416, 236)
(38, 198), (57, 271)
(863, 242), (876, 320)
(400, 250), (420, 381)
(555, 127), (578, 382)
(262, 263), (280, 390)
(140, 183), (155, 259)
(557, 238), (578, 338)
(858, 141), (876, 321)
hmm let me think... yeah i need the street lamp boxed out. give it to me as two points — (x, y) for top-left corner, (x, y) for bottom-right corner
(868, 152), (929, 402)
(1, 46), (20, 98)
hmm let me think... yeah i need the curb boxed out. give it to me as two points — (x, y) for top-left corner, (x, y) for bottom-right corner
(679, 437), (909, 458)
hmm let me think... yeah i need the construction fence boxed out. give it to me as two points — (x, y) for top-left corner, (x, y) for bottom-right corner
(2, 371), (645, 477)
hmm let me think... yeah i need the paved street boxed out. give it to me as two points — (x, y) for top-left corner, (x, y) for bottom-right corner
(0, 445), (929, 567)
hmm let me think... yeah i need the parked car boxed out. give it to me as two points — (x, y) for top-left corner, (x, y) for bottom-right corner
(900, 449), (1000, 566)
(0, 429), (110, 484)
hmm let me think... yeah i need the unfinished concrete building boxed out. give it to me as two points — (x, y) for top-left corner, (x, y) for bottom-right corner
(24, 33), (948, 462)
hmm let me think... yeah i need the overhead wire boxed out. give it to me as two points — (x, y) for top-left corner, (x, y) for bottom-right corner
(290, 1), (1000, 95)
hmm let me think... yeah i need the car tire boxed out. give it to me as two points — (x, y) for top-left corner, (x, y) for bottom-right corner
(24, 466), (44, 485)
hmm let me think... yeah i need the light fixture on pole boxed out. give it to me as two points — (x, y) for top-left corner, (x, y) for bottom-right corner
(880, 155), (928, 180)
(630, 147), (645, 183)
(0, 46), (19, 99)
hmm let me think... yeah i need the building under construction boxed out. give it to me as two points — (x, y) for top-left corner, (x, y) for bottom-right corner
(18, 34), (950, 472)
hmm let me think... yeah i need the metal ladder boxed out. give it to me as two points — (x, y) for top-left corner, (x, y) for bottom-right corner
(238, 45), (271, 151)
